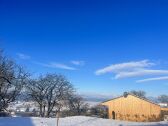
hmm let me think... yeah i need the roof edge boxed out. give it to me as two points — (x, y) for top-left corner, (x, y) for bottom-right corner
(101, 93), (160, 107)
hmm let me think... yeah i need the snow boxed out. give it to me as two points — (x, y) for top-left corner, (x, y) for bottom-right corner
(0, 116), (168, 126)
(8, 101), (38, 112)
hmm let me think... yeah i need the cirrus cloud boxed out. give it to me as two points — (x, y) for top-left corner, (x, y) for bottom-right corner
(95, 60), (154, 75)
(95, 60), (168, 83)
(136, 76), (168, 83)
(17, 53), (31, 60)
(115, 69), (168, 79)
(34, 62), (76, 70)
(71, 60), (85, 66)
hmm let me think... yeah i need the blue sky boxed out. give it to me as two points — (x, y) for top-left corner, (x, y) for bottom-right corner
(1, 0), (168, 96)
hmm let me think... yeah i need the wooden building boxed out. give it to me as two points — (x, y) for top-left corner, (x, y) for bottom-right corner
(101, 92), (168, 122)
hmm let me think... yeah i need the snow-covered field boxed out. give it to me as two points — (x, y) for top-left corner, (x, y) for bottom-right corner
(0, 116), (168, 126)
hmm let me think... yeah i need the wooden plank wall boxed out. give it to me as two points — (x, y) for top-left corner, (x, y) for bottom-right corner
(160, 108), (168, 120)
(102, 95), (161, 122)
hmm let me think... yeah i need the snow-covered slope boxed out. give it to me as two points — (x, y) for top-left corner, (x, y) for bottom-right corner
(0, 116), (167, 126)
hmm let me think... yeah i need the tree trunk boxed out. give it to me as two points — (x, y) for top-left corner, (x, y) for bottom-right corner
(43, 105), (46, 117)
(46, 111), (50, 118)
(47, 105), (51, 118)
(39, 104), (43, 117)
(56, 111), (60, 126)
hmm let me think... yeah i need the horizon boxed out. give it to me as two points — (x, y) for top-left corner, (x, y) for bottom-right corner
(1, 0), (168, 97)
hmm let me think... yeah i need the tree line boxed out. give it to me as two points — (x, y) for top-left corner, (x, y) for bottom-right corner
(129, 90), (168, 104)
(0, 49), (168, 119)
(0, 50), (88, 119)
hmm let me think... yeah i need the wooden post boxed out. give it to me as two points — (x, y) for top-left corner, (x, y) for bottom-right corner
(56, 111), (59, 126)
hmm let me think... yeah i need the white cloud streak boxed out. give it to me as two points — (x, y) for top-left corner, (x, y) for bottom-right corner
(35, 62), (76, 70)
(95, 60), (168, 82)
(95, 60), (154, 75)
(71, 60), (85, 66)
(136, 76), (168, 83)
(115, 69), (168, 79)
(17, 53), (31, 60)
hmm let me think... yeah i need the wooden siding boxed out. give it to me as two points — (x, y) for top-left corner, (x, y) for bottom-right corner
(160, 107), (168, 120)
(161, 108), (168, 111)
(102, 94), (161, 122)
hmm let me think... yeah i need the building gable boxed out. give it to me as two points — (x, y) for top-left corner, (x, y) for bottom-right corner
(102, 93), (160, 107)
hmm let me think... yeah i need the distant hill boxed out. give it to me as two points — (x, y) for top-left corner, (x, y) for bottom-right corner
(81, 93), (159, 105)
(79, 93), (114, 102)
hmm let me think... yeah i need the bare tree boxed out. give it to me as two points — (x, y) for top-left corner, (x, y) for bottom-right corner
(130, 90), (146, 99)
(90, 105), (108, 118)
(26, 77), (48, 117)
(44, 74), (74, 126)
(158, 95), (168, 103)
(67, 95), (89, 115)
(0, 50), (28, 112)
(45, 74), (74, 117)
(26, 73), (74, 120)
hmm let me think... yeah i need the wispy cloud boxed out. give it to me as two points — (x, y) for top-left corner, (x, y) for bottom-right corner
(71, 60), (85, 66)
(17, 53), (31, 60)
(95, 60), (168, 82)
(95, 60), (154, 75)
(136, 76), (168, 83)
(115, 69), (168, 79)
(35, 62), (76, 70)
